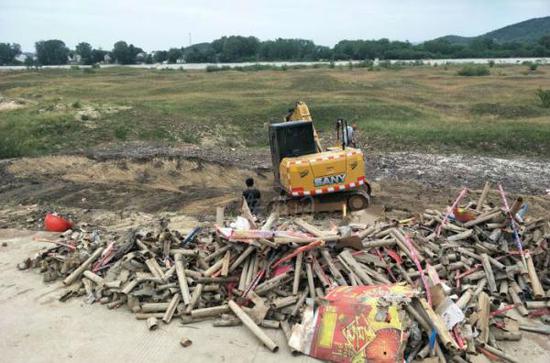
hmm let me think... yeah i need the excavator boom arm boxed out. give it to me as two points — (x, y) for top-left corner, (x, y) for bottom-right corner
(284, 101), (322, 153)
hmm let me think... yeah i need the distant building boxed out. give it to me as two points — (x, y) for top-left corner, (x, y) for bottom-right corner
(136, 52), (147, 63)
(15, 52), (35, 63)
(68, 53), (81, 64)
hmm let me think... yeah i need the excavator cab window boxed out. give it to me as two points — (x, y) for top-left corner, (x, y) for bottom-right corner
(269, 121), (316, 182)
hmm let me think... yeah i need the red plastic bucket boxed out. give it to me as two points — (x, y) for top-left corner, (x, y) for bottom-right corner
(44, 213), (73, 232)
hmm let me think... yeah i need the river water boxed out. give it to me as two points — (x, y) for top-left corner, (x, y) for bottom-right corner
(0, 58), (548, 71)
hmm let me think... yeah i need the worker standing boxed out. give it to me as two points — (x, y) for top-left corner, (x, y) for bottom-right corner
(337, 119), (357, 148)
(243, 177), (261, 215)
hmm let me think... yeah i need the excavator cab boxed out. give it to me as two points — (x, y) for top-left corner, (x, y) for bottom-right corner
(269, 121), (316, 182)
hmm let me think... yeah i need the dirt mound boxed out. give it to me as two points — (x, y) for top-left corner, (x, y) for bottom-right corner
(3, 155), (272, 217)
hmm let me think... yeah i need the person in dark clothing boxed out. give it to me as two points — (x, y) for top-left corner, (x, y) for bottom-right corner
(243, 177), (261, 215)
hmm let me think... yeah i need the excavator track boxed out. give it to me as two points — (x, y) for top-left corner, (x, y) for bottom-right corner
(268, 185), (371, 215)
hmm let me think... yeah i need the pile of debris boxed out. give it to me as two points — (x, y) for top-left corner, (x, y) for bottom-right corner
(18, 183), (550, 362)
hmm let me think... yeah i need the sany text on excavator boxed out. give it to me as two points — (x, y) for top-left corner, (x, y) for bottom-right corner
(268, 101), (371, 213)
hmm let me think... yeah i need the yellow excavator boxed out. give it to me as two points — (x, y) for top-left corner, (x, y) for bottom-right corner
(268, 101), (371, 213)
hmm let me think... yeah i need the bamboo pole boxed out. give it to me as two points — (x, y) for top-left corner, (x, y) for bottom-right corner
(305, 260), (316, 299)
(185, 283), (203, 314)
(220, 251), (230, 277)
(229, 245), (255, 272)
(204, 258), (224, 277)
(228, 300), (279, 352)
(162, 294), (181, 323)
(525, 252), (544, 299)
(190, 304), (229, 318)
(476, 182), (491, 211)
(338, 250), (374, 285)
(292, 252), (303, 295)
(63, 247), (104, 285)
(481, 254), (497, 293)
(83, 270), (104, 286)
(477, 292), (490, 344)
(147, 317), (159, 330)
(320, 248), (346, 286)
(175, 253), (191, 305)
(141, 303), (170, 312)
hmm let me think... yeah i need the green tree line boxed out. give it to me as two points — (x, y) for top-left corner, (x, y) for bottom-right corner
(1, 34), (550, 66)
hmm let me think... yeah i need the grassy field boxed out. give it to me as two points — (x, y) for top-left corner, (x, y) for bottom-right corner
(1, 64), (550, 159)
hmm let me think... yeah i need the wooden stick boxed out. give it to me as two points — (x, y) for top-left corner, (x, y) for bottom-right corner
(228, 300), (279, 352)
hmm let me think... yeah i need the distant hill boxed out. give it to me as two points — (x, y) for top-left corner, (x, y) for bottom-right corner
(433, 16), (550, 44)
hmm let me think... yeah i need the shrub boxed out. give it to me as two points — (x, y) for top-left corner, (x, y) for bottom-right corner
(488, 60), (495, 67)
(71, 101), (81, 109)
(537, 89), (550, 108)
(114, 126), (129, 140)
(91, 63), (100, 69)
(206, 65), (231, 72)
(356, 60), (373, 68)
(529, 63), (539, 71)
(83, 68), (95, 74)
(457, 64), (490, 76)
(70, 65), (80, 70)
(329, 61), (335, 69)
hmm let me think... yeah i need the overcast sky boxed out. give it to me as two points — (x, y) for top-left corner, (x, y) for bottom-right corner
(1, 0), (549, 52)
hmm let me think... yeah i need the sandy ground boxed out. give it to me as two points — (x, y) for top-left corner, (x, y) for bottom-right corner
(0, 229), (315, 363)
(1, 230), (549, 363)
